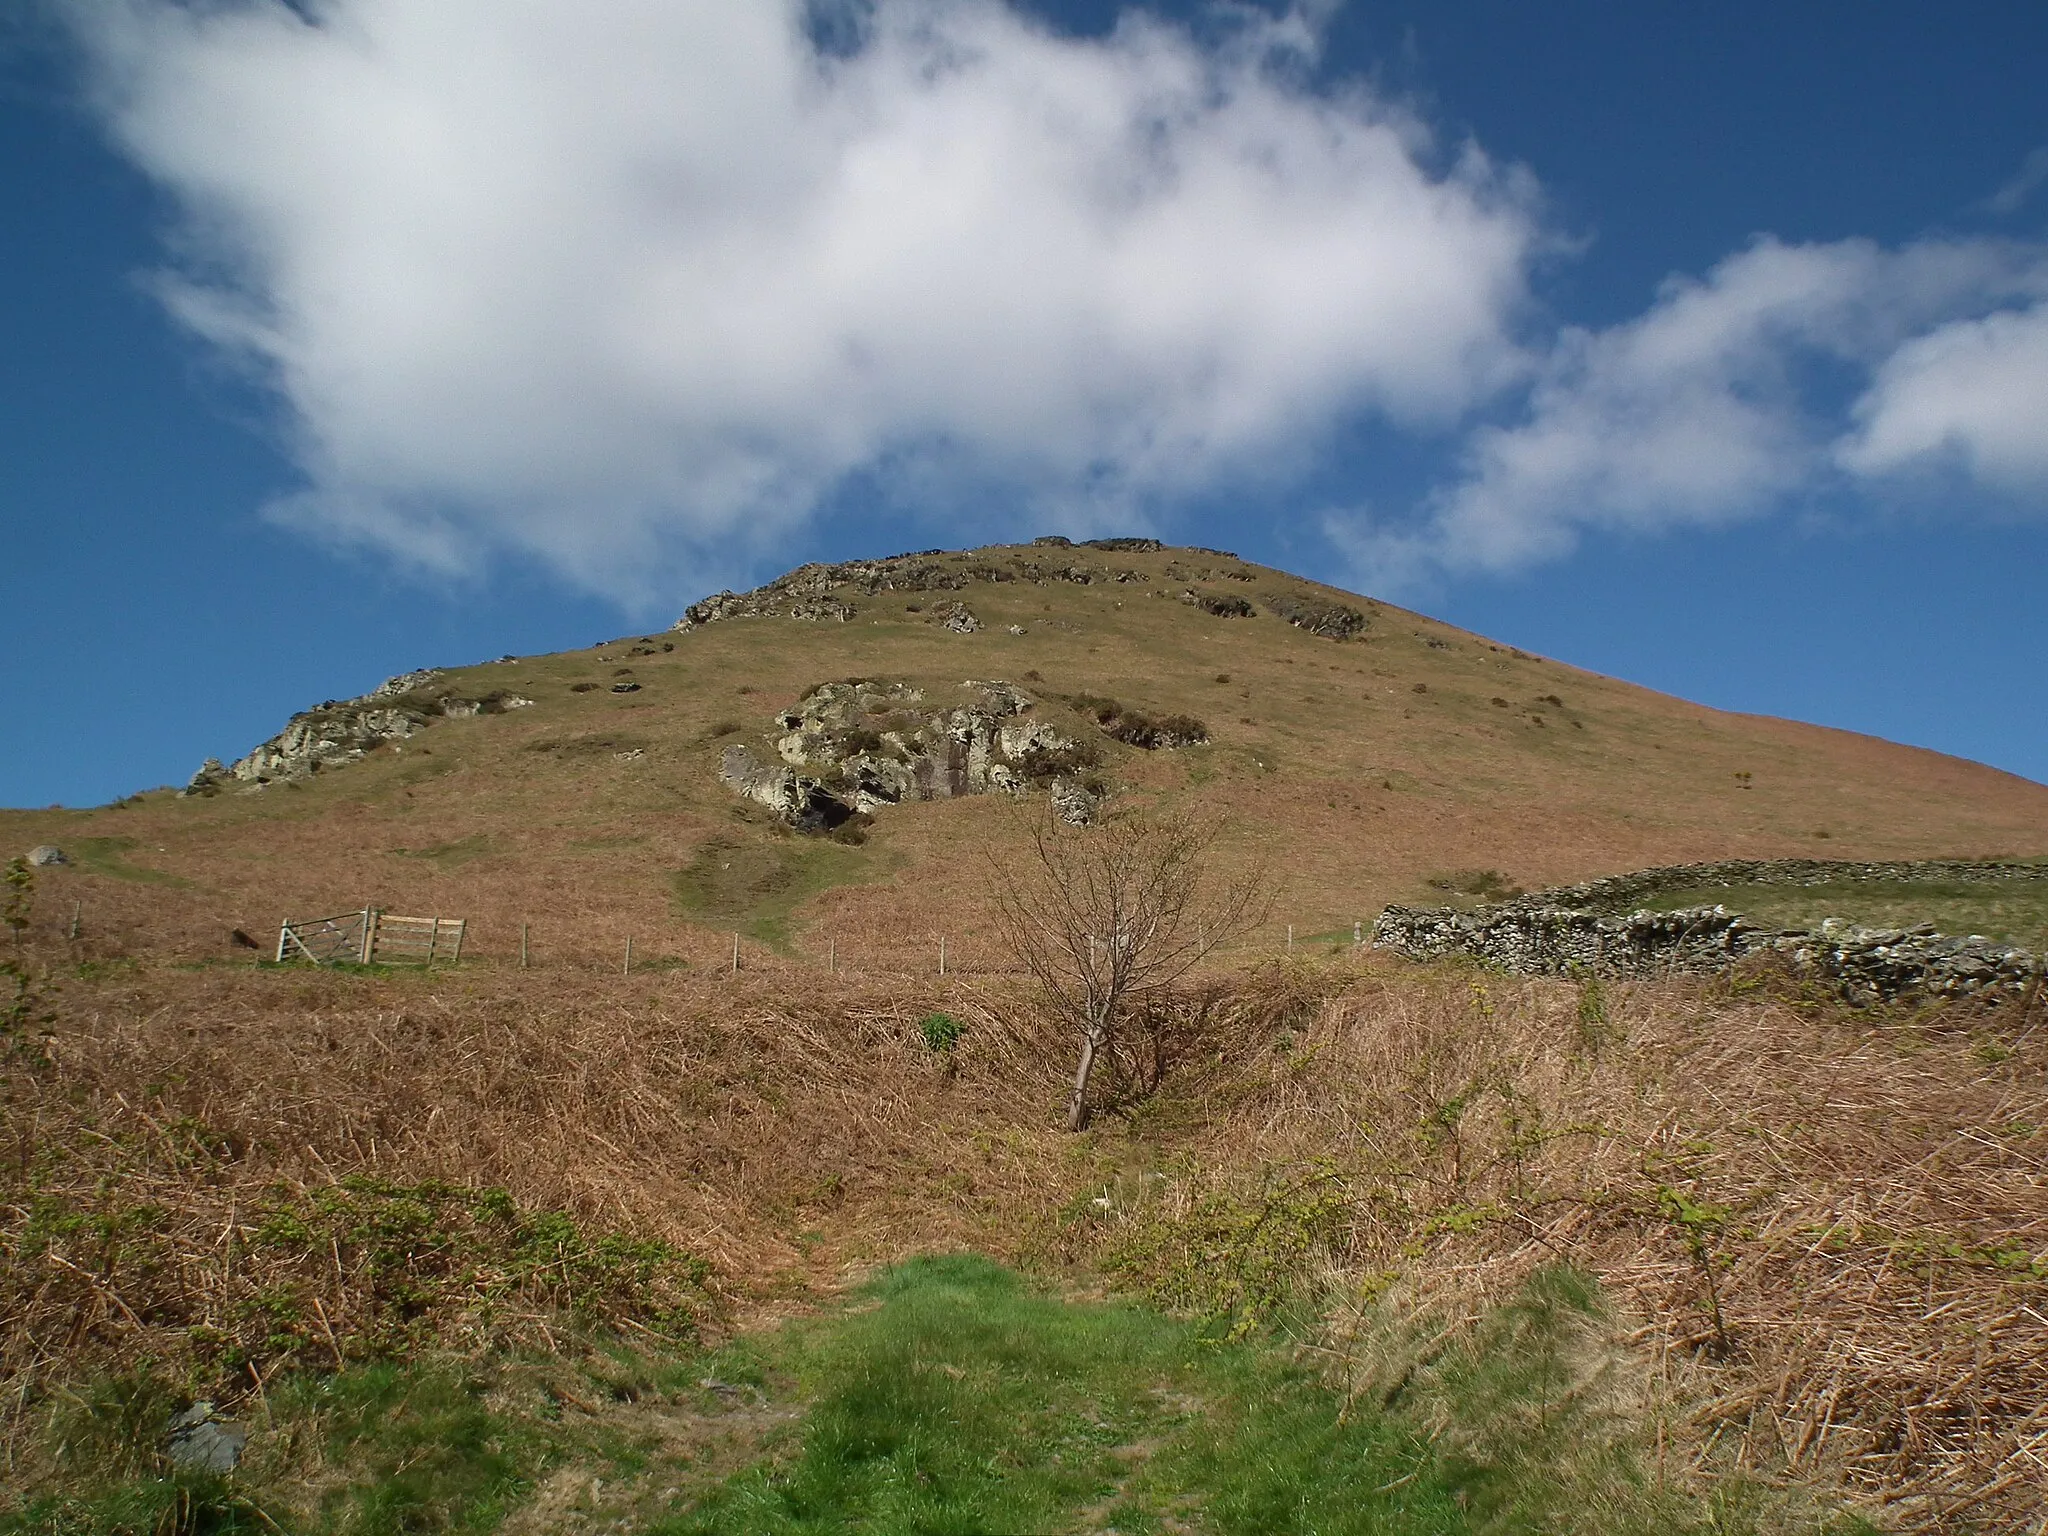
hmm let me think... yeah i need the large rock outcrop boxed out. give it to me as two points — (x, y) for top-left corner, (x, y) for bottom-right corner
(184, 670), (532, 793)
(718, 679), (1102, 831)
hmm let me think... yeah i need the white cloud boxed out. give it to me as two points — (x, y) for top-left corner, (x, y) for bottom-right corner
(68, 0), (1540, 602)
(1839, 301), (2048, 493)
(1336, 236), (2048, 591)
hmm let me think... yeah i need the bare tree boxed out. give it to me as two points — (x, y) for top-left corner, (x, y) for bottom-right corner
(988, 807), (1269, 1131)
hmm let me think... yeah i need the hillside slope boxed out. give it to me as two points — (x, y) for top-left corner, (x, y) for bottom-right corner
(7, 538), (2046, 968)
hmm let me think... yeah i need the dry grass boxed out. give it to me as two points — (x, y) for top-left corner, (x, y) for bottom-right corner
(1085, 960), (2047, 1532)
(4, 920), (2044, 1528)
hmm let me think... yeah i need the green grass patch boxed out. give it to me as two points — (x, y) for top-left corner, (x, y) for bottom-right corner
(1640, 876), (2048, 949)
(671, 834), (893, 952)
(57, 837), (193, 888)
(385, 833), (493, 865)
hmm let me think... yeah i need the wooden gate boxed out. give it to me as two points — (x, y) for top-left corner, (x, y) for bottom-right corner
(276, 909), (466, 966)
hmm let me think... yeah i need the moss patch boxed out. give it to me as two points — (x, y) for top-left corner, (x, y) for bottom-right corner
(59, 837), (193, 887)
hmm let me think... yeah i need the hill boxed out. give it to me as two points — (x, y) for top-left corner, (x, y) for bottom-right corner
(3, 540), (2044, 1530)
(5, 538), (2045, 969)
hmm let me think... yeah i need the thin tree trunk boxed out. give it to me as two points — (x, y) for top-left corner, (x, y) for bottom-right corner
(1067, 1030), (1102, 1131)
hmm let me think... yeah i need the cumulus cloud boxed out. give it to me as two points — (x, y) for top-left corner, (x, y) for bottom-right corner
(67, 0), (1540, 601)
(1840, 301), (2048, 493)
(1336, 236), (2048, 591)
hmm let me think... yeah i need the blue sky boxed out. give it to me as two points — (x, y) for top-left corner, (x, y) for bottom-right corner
(4, 1), (2046, 808)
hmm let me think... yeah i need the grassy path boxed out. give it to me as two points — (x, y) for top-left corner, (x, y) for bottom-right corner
(664, 1254), (1460, 1535)
(6, 1256), (1871, 1534)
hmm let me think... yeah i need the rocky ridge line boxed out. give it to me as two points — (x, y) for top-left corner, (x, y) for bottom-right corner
(184, 670), (532, 794)
(673, 539), (1372, 640)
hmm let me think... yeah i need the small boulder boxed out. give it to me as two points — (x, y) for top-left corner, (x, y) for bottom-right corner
(1049, 780), (1100, 826)
(165, 1402), (248, 1474)
(26, 846), (66, 867)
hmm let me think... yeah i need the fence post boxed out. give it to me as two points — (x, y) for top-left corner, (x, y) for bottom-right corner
(69, 902), (80, 941)
(939, 935), (947, 977)
(1354, 920), (1362, 947)
(449, 918), (465, 963)
(828, 937), (835, 974)
(732, 932), (740, 975)
(359, 909), (377, 965)
(520, 923), (529, 970)
(1286, 924), (1293, 952)
(623, 936), (633, 975)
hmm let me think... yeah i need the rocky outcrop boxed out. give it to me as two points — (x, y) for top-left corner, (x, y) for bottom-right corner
(928, 601), (980, 634)
(1179, 590), (1255, 618)
(1264, 591), (1370, 640)
(184, 670), (533, 793)
(1071, 695), (1210, 750)
(1372, 858), (2048, 1004)
(719, 679), (1103, 830)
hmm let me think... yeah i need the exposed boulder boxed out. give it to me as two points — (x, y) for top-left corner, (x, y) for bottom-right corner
(164, 1403), (247, 1474)
(26, 846), (66, 867)
(184, 670), (532, 792)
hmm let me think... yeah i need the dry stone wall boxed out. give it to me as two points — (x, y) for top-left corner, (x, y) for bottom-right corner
(1372, 859), (2046, 1004)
